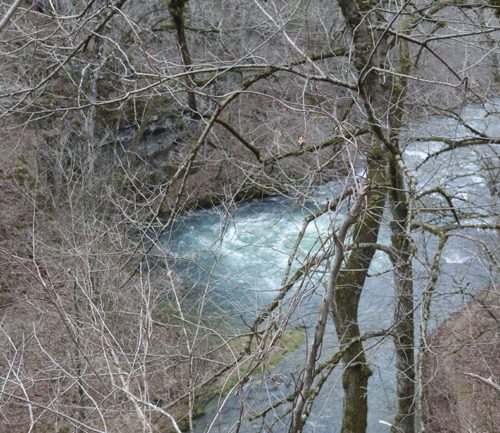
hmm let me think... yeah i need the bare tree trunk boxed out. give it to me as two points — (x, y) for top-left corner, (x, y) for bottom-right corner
(72, 279), (86, 433)
(333, 4), (391, 431)
(167, 0), (199, 118)
(290, 184), (370, 433)
(332, 145), (387, 433)
(389, 164), (415, 433)
(342, 3), (435, 426)
(387, 28), (418, 432)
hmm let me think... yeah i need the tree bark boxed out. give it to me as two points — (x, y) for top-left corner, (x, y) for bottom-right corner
(290, 184), (370, 433)
(389, 163), (415, 433)
(167, 0), (199, 118)
(333, 3), (392, 431)
(387, 29), (417, 433)
(332, 144), (387, 433)
(336, 3), (424, 431)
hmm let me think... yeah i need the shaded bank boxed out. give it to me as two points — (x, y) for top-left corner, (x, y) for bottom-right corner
(422, 289), (500, 433)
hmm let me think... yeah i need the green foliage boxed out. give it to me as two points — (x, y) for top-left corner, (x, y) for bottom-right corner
(221, 327), (305, 396)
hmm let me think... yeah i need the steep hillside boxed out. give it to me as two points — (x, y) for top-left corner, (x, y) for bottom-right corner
(423, 289), (500, 433)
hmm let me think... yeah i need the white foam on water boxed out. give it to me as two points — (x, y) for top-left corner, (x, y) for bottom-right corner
(404, 149), (428, 159)
(168, 101), (499, 433)
(443, 251), (471, 264)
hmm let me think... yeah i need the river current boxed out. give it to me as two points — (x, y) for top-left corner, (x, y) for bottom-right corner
(162, 101), (499, 433)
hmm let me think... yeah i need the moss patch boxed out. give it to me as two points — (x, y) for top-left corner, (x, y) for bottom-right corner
(220, 327), (305, 396)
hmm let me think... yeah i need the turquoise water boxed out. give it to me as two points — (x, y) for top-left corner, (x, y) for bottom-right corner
(162, 102), (499, 433)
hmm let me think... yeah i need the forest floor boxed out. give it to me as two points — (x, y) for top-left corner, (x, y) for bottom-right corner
(0, 116), (304, 433)
(0, 117), (200, 432)
(423, 288), (500, 433)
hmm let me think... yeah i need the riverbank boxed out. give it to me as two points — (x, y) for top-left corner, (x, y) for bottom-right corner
(0, 92), (330, 432)
(0, 116), (232, 433)
(422, 288), (500, 433)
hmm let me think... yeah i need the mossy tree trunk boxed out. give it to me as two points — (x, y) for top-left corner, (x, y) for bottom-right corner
(387, 21), (421, 431)
(166, 0), (199, 118)
(331, 144), (387, 433)
(335, 1), (442, 431)
(334, 2), (393, 432)
(389, 159), (415, 433)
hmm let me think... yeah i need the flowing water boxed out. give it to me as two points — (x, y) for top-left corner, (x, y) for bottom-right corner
(162, 101), (499, 433)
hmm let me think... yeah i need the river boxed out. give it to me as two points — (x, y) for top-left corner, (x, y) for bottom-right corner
(162, 101), (499, 433)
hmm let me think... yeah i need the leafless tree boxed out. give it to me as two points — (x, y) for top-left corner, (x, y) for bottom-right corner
(0, 1), (499, 433)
